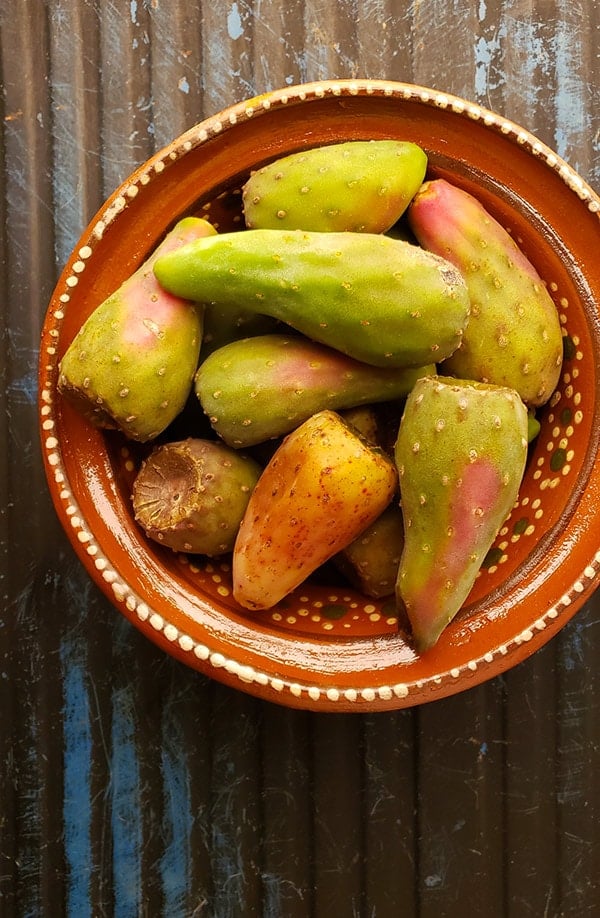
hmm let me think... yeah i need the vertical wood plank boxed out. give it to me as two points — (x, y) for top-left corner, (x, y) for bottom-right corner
(555, 601), (600, 915)
(1, 1), (66, 911)
(547, 0), (600, 182)
(97, 0), (155, 193)
(108, 636), (146, 917)
(10, 571), (67, 915)
(486, 2), (558, 130)
(59, 564), (107, 918)
(157, 665), (215, 916)
(416, 682), (505, 918)
(201, 1), (257, 116)
(311, 714), (365, 917)
(0, 7), (14, 903)
(249, 0), (306, 90)
(302, 0), (360, 81)
(47, 0), (104, 267)
(208, 686), (263, 917)
(412, 0), (481, 97)
(147, 4), (206, 149)
(362, 710), (419, 914)
(503, 647), (560, 916)
(260, 704), (313, 917)
(355, 1), (415, 81)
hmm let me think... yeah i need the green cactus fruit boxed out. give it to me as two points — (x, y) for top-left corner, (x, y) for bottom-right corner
(527, 409), (541, 443)
(394, 375), (528, 651)
(153, 228), (471, 368)
(233, 409), (398, 610)
(334, 503), (405, 598)
(132, 438), (261, 556)
(201, 304), (280, 356)
(58, 217), (217, 442)
(242, 139), (427, 233)
(407, 179), (563, 406)
(195, 333), (435, 447)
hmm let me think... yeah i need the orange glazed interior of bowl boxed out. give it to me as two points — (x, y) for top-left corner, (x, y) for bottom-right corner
(41, 83), (600, 710)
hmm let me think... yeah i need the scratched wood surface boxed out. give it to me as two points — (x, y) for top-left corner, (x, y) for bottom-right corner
(1, 1), (600, 915)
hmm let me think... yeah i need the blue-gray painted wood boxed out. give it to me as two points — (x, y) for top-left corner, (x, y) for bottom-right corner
(1, 1), (600, 915)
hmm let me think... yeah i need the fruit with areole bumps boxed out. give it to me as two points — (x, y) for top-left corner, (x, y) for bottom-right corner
(58, 217), (216, 442)
(132, 438), (261, 556)
(407, 179), (563, 406)
(152, 228), (471, 368)
(195, 332), (435, 448)
(334, 503), (405, 599)
(233, 409), (398, 610)
(242, 139), (427, 233)
(394, 375), (529, 651)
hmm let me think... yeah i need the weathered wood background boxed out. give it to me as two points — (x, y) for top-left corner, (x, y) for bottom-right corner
(1, 1), (599, 915)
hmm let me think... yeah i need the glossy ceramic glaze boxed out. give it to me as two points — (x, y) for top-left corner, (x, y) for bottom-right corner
(39, 80), (600, 712)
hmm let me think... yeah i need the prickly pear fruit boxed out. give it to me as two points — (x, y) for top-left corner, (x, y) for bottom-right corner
(394, 375), (528, 651)
(527, 409), (541, 443)
(338, 405), (384, 446)
(153, 229), (471, 368)
(132, 438), (261, 556)
(334, 504), (405, 598)
(340, 402), (405, 457)
(407, 179), (563, 406)
(201, 304), (279, 356)
(233, 409), (398, 610)
(58, 217), (217, 441)
(242, 140), (427, 233)
(195, 333), (435, 447)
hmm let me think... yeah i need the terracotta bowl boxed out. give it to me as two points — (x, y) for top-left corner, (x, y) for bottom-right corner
(39, 79), (600, 712)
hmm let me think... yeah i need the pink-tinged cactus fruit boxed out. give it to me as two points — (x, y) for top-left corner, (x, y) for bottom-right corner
(407, 179), (563, 406)
(58, 217), (216, 442)
(394, 376), (528, 651)
(118, 220), (212, 349)
(233, 409), (398, 610)
(196, 333), (435, 447)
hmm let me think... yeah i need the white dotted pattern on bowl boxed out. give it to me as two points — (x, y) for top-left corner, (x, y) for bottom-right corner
(41, 79), (600, 706)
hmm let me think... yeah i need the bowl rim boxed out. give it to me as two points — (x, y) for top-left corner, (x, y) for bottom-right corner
(39, 78), (600, 712)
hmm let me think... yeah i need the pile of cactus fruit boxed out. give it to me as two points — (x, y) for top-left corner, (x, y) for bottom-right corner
(58, 138), (564, 651)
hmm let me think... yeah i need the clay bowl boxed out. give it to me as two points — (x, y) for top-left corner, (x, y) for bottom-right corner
(39, 79), (600, 712)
